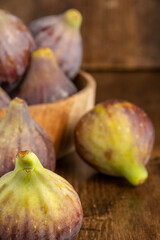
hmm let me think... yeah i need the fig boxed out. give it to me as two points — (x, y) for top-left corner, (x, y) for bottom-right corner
(0, 151), (83, 240)
(75, 100), (155, 186)
(0, 9), (35, 92)
(29, 9), (82, 79)
(0, 87), (10, 108)
(0, 97), (55, 176)
(18, 48), (77, 105)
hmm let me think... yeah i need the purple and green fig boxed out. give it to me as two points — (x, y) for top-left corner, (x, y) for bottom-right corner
(0, 151), (83, 240)
(0, 97), (55, 176)
(75, 100), (155, 186)
(0, 9), (35, 92)
(18, 48), (77, 105)
(29, 9), (82, 79)
(0, 87), (10, 108)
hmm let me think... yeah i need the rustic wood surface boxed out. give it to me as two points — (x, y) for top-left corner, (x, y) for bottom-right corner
(1, 0), (160, 70)
(55, 71), (160, 240)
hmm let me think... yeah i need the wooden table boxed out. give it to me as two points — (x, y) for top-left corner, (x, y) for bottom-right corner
(56, 71), (160, 240)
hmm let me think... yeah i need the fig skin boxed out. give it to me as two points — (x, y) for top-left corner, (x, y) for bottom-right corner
(0, 151), (83, 240)
(29, 9), (82, 79)
(18, 48), (77, 105)
(0, 87), (10, 108)
(0, 97), (55, 176)
(75, 100), (155, 186)
(0, 9), (35, 92)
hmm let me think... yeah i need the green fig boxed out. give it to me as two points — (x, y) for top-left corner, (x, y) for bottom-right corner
(75, 100), (155, 186)
(0, 10), (35, 92)
(29, 9), (82, 79)
(0, 87), (10, 108)
(0, 151), (83, 240)
(0, 97), (55, 176)
(18, 48), (77, 105)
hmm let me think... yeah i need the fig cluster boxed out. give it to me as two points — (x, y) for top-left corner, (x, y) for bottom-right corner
(0, 96), (83, 240)
(0, 9), (83, 105)
(0, 9), (84, 240)
(0, 7), (156, 240)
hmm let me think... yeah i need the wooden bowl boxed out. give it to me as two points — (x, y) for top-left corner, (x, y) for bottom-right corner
(0, 70), (96, 158)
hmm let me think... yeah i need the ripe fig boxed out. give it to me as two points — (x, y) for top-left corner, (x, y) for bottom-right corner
(0, 97), (55, 176)
(0, 151), (83, 240)
(18, 48), (77, 105)
(0, 87), (10, 108)
(0, 9), (35, 92)
(75, 100), (155, 186)
(29, 9), (82, 79)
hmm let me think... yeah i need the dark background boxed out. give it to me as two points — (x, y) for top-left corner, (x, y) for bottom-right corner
(1, 0), (160, 71)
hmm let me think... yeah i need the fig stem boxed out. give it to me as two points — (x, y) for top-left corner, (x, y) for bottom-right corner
(122, 162), (148, 186)
(8, 97), (26, 112)
(32, 48), (55, 59)
(65, 9), (82, 29)
(15, 151), (43, 171)
(12, 97), (25, 104)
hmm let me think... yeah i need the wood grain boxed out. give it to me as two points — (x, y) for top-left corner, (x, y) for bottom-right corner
(1, 0), (160, 70)
(56, 153), (160, 240)
(55, 71), (160, 240)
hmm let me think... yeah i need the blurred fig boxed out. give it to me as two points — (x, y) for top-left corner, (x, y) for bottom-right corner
(0, 97), (55, 176)
(0, 87), (10, 108)
(18, 48), (77, 105)
(0, 9), (35, 92)
(75, 100), (155, 186)
(29, 9), (82, 79)
(0, 151), (83, 240)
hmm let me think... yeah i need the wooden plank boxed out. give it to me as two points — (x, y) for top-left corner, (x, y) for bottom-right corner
(56, 153), (160, 240)
(1, 0), (160, 70)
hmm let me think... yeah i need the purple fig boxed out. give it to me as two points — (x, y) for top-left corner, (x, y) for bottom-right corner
(18, 48), (77, 105)
(0, 97), (55, 176)
(0, 151), (83, 240)
(0, 9), (35, 92)
(75, 100), (155, 186)
(0, 87), (10, 108)
(29, 9), (82, 79)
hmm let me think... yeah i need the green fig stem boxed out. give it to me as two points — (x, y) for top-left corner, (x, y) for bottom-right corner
(122, 162), (148, 186)
(32, 48), (56, 60)
(12, 97), (25, 104)
(8, 97), (26, 111)
(64, 9), (82, 29)
(15, 151), (43, 171)
(4, 97), (31, 124)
